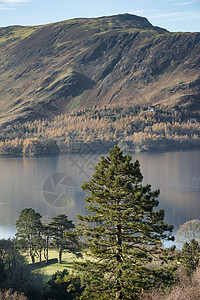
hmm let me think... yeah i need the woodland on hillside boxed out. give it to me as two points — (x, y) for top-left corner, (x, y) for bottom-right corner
(0, 105), (200, 155)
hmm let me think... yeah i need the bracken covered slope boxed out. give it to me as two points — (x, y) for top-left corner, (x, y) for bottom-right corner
(0, 13), (199, 126)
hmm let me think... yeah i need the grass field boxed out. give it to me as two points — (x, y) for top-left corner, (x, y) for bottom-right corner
(27, 249), (82, 283)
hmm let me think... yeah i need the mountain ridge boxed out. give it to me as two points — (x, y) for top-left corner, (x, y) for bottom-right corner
(0, 13), (199, 127)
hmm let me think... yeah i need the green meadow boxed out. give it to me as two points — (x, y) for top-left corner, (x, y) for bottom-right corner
(27, 249), (82, 283)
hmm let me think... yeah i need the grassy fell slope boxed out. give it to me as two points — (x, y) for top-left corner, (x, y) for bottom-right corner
(0, 14), (199, 127)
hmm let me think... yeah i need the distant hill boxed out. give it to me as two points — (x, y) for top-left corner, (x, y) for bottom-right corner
(0, 13), (199, 127)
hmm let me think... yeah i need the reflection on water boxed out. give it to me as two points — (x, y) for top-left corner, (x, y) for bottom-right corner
(133, 151), (200, 231)
(0, 150), (199, 239)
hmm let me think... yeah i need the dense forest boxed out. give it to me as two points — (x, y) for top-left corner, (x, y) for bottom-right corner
(0, 105), (200, 155)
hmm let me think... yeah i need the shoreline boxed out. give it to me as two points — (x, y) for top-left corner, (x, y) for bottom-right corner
(0, 143), (200, 157)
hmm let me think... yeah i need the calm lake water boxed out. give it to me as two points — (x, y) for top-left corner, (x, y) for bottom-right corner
(0, 150), (200, 242)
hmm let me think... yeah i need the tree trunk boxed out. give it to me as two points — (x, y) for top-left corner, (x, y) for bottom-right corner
(29, 244), (35, 263)
(116, 197), (123, 299)
(116, 224), (123, 299)
(39, 250), (42, 262)
(46, 238), (49, 264)
(58, 248), (62, 264)
(46, 253), (48, 264)
(116, 289), (123, 300)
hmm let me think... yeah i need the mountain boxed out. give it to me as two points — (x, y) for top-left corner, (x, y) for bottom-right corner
(0, 13), (199, 127)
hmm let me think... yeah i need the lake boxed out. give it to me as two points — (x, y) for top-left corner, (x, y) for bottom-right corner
(0, 150), (200, 243)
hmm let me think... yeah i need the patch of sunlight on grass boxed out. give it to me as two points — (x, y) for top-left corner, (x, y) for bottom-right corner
(27, 248), (83, 278)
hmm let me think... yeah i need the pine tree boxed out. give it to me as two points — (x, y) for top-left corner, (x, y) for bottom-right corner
(180, 239), (200, 276)
(50, 214), (80, 264)
(41, 215), (54, 264)
(74, 146), (175, 299)
(15, 208), (42, 263)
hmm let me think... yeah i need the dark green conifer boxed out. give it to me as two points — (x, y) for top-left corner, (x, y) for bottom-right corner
(15, 208), (42, 263)
(74, 146), (175, 299)
(50, 214), (80, 264)
(180, 238), (200, 276)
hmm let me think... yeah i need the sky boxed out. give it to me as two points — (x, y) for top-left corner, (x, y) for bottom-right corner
(0, 0), (199, 32)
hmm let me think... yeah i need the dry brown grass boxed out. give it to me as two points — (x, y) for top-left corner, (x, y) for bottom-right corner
(141, 267), (200, 300)
(0, 288), (27, 299)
